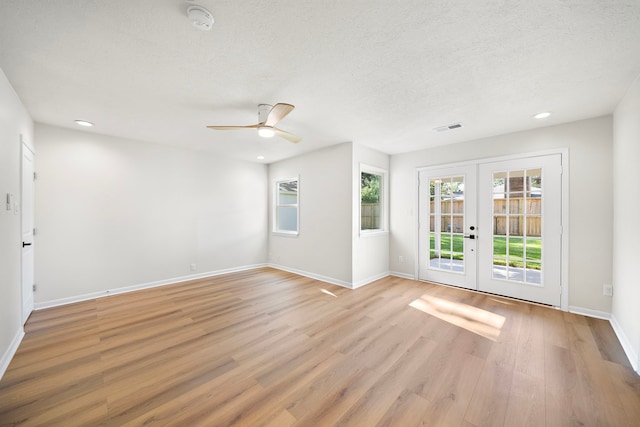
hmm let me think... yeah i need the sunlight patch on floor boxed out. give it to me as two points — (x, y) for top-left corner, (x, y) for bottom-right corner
(409, 294), (505, 341)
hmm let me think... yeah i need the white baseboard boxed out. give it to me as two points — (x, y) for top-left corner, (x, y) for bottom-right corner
(568, 305), (611, 320)
(34, 264), (268, 310)
(389, 271), (415, 280)
(610, 314), (639, 374)
(0, 327), (24, 381)
(268, 264), (353, 289)
(352, 272), (390, 289)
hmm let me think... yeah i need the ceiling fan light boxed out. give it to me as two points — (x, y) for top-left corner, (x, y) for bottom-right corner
(258, 126), (275, 138)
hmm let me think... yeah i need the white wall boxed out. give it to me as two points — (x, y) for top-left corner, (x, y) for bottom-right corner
(269, 143), (353, 286)
(34, 124), (268, 304)
(612, 75), (640, 372)
(0, 69), (34, 377)
(390, 117), (613, 313)
(353, 144), (390, 286)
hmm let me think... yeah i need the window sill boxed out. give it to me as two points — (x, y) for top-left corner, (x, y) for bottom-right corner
(359, 230), (389, 238)
(273, 231), (299, 237)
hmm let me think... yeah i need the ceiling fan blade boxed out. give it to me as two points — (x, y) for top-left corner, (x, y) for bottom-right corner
(265, 103), (295, 127)
(207, 124), (260, 130)
(274, 127), (302, 143)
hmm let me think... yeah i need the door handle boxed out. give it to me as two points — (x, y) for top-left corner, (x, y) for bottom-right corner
(463, 234), (476, 239)
(22, 242), (32, 247)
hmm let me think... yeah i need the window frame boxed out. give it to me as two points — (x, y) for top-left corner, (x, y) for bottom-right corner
(273, 176), (300, 236)
(359, 164), (388, 236)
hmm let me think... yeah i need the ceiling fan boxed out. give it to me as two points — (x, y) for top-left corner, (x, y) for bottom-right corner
(207, 103), (302, 143)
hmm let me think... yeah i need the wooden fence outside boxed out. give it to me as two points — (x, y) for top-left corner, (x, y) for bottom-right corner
(361, 203), (381, 230)
(429, 198), (541, 236)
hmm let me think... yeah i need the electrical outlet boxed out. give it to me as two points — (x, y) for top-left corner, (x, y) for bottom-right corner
(399, 255), (404, 263)
(190, 263), (197, 271)
(603, 284), (613, 296)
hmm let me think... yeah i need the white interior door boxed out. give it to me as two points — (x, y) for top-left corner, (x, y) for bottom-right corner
(419, 154), (563, 307)
(21, 141), (35, 324)
(419, 165), (477, 290)
(477, 154), (562, 306)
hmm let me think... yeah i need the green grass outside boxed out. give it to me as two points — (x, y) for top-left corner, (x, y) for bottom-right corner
(430, 233), (542, 270)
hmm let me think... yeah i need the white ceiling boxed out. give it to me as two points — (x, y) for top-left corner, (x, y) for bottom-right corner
(1, 1), (639, 163)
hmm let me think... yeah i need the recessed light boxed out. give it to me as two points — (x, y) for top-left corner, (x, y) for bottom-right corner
(75, 120), (94, 127)
(433, 122), (463, 132)
(257, 155), (265, 160)
(533, 112), (551, 119)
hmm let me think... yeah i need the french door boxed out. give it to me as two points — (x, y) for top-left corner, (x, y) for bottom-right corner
(418, 165), (477, 290)
(419, 154), (563, 306)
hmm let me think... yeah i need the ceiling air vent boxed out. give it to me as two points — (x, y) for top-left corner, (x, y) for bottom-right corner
(433, 122), (463, 132)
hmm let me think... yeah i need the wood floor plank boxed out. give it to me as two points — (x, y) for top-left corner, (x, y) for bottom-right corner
(374, 389), (429, 427)
(503, 371), (545, 427)
(1, 268), (638, 426)
(463, 362), (513, 426)
(412, 345), (485, 426)
(290, 367), (381, 427)
(513, 308), (545, 379)
(333, 337), (438, 426)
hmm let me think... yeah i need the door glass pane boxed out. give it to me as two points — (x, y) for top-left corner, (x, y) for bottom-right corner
(429, 176), (464, 273)
(492, 169), (542, 284)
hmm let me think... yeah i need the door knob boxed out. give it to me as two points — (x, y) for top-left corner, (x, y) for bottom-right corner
(22, 242), (32, 247)
(463, 234), (476, 239)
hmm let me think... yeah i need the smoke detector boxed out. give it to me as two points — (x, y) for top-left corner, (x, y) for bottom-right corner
(187, 5), (214, 31)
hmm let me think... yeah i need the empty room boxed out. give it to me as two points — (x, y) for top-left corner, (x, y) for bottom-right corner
(1, 1), (639, 426)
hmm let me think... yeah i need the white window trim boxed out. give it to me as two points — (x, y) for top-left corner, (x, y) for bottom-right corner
(273, 176), (300, 236)
(359, 164), (389, 236)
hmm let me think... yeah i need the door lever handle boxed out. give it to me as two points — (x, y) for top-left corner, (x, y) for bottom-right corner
(463, 234), (476, 239)
(22, 242), (32, 247)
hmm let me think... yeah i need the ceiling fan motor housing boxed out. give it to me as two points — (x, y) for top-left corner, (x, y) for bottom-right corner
(257, 104), (273, 123)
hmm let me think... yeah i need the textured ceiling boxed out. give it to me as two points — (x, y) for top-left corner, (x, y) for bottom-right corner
(1, 0), (639, 163)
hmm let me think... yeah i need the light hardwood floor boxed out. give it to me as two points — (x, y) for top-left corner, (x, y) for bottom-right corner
(1, 268), (639, 426)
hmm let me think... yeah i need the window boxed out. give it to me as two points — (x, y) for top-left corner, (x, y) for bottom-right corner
(360, 165), (387, 232)
(274, 177), (299, 235)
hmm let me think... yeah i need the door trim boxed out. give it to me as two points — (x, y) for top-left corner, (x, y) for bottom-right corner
(414, 148), (569, 310)
(21, 136), (35, 324)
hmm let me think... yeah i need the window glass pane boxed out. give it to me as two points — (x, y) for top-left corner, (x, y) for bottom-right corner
(361, 171), (383, 230)
(526, 238), (542, 261)
(275, 178), (299, 234)
(278, 181), (297, 205)
(429, 174), (465, 274)
(494, 216), (506, 235)
(508, 236), (524, 259)
(527, 169), (542, 198)
(509, 198), (524, 214)
(493, 173), (506, 194)
(526, 198), (541, 215)
(450, 215), (463, 233)
(508, 170), (525, 194)
(440, 197), (451, 214)
(493, 167), (544, 285)
(440, 178), (452, 196)
(277, 206), (298, 231)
